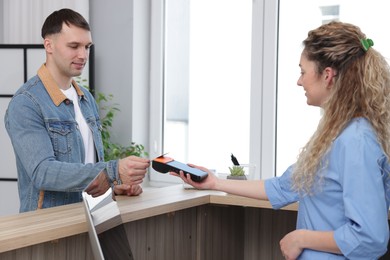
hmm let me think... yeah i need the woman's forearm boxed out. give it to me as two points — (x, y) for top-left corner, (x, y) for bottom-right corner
(280, 229), (341, 258)
(214, 179), (268, 200)
(300, 230), (341, 254)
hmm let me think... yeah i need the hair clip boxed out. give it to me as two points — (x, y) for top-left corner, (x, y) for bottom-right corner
(360, 38), (374, 51)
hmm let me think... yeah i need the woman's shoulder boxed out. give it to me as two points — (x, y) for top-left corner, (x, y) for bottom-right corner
(336, 117), (377, 144)
(342, 117), (373, 135)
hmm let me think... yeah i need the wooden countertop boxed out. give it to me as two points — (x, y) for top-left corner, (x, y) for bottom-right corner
(0, 185), (296, 253)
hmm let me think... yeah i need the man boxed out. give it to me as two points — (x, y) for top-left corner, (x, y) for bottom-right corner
(4, 8), (150, 212)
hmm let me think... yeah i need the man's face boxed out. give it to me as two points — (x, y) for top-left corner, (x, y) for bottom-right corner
(45, 23), (92, 79)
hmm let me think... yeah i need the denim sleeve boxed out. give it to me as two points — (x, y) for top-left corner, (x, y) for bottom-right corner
(264, 165), (299, 209)
(105, 159), (120, 185)
(333, 133), (389, 259)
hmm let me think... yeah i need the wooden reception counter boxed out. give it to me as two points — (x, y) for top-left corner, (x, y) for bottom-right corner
(0, 185), (387, 259)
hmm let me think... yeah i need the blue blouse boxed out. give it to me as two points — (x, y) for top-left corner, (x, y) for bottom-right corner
(265, 117), (390, 259)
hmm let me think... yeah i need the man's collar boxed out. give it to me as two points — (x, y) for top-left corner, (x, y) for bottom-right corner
(37, 64), (85, 106)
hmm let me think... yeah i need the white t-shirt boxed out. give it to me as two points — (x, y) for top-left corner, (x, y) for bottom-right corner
(61, 86), (96, 164)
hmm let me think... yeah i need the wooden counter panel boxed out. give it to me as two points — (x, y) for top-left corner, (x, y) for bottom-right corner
(0, 203), (87, 253)
(121, 204), (297, 260)
(0, 233), (94, 260)
(117, 187), (213, 223)
(0, 185), (388, 259)
(125, 207), (198, 260)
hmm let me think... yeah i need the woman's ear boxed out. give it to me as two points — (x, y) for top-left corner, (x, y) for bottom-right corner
(323, 67), (336, 88)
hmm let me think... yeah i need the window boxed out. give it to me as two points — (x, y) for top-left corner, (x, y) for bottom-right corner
(149, 0), (390, 183)
(149, 0), (279, 184)
(319, 5), (340, 24)
(164, 0), (252, 172)
(276, 0), (390, 176)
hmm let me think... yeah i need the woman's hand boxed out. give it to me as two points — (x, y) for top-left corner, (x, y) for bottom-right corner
(169, 163), (218, 190)
(280, 229), (304, 260)
(171, 163), (268, 201)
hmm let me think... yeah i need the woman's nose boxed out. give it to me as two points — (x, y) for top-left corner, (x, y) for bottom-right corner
(297, 77), (302, 86)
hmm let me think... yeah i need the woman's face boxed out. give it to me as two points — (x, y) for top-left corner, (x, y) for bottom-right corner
(297, 53), (332, 107)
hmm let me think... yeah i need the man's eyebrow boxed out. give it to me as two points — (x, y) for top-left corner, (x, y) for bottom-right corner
(67, 41), (93, 46)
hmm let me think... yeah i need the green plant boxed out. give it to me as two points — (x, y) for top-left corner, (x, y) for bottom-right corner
(76, 78), (148, 161)
(96, 92), (148, 161)
(228, 166), (245, 176)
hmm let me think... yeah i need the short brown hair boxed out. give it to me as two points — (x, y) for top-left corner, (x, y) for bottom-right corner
(41, 8), (90, 38)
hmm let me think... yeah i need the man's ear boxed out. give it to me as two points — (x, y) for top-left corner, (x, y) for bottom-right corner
(43, 38), (53, 53)
(323, 67), (336, 88)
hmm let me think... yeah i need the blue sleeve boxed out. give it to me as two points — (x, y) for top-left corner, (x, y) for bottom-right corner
(264, 165), (299, 209)
(333, 130), (389, 259)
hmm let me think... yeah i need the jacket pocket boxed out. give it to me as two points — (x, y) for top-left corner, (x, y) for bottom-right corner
(47, 121), (74, 155)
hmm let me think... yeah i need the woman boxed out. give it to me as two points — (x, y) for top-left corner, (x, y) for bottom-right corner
(171, 22), (390, 259)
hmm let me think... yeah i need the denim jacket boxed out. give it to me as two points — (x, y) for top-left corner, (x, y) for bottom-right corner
(4, 64), (119, 212)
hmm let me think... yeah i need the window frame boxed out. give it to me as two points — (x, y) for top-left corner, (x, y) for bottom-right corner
(148, 0), (279, 184)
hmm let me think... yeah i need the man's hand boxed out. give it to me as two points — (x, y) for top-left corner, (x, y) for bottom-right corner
(118, 156), (150, 185)
(84, 171), (110, 197)
(114, 184), (143, 196)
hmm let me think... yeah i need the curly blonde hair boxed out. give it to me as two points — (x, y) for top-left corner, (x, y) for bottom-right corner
(292, 21), (390, 194)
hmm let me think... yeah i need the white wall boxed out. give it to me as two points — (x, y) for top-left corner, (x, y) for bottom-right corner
(0, 1), (3, 43)
(1, 0), (88, 44)
(90, 0), (150, 151)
